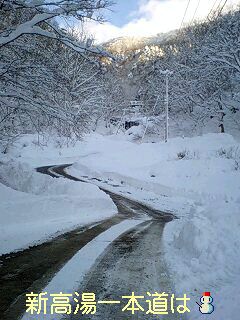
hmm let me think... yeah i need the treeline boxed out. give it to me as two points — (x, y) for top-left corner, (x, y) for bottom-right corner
(127, 8), (240, 134)
(1, 1), (239, 149)
(0, 0), (125, 150)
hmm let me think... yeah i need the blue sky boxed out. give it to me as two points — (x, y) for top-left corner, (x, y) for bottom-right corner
(106, 0), (140, 27)
(86, 0), (239, 43)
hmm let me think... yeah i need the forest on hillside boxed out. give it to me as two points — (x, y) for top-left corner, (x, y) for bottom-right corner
(126, 9), (240, 136)
(0, 0), (240, 151)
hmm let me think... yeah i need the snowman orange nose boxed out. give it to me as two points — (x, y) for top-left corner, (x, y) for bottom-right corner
(203, 292), (211, 296)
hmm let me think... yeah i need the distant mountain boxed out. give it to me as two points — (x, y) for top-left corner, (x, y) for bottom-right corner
(102, 30), (177, 56)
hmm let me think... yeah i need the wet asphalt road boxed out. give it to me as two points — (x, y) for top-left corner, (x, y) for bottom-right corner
(0, 164), (182, 320)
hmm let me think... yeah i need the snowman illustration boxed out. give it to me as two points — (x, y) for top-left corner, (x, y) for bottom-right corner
(198, 292), (214, 314)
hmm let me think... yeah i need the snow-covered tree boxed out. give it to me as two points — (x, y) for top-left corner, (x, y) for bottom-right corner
(0, 0), (112, 148)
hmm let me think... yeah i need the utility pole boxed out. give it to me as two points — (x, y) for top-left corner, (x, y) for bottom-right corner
(141, 95), (159, 142)
(160, 70), (173, 142)
(115, 108), (126, 134)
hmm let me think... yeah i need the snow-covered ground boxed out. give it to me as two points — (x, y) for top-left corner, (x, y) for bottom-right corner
(0, 161), (117, 255)
(66, 132), (240, 319)
(1, 131), (240, 318)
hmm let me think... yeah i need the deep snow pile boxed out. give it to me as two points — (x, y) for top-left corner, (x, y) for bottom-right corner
(65, 132), (240, 319)
(0, 161), (117, 255)
(1, 131), (240, 318)
(68, 132), (240, 200)
(165, 199), (240, 319)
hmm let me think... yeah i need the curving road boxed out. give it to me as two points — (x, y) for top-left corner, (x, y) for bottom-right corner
(0, 164), (185, 320)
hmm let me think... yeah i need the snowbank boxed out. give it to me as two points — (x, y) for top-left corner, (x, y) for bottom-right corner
(164, 200), (240, 319)
(0, 161), (117, 255)
(65, 132), (240, 319)
(68, 132), (240, 201)
(2, 132), (240, 318)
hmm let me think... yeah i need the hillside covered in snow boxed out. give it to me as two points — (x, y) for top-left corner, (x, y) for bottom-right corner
(0, 1), (240, 319)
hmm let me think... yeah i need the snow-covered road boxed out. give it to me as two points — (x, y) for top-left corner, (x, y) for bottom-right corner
(66, 219), (185, 320)
(2, 165), (175, 320)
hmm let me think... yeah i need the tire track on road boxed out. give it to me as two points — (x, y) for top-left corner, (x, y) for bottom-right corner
(1, 164), (174, 320)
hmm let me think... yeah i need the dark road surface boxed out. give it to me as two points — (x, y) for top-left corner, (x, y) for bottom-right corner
(0, 164), (180, 320)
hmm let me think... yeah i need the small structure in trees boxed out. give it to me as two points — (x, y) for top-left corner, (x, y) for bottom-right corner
(114, 101), (144, 133)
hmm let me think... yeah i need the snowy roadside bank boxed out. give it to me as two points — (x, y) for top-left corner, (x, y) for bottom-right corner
(164, 198), (240, 319)
(1, 132), (240, 318)
(68, 132), (240, 201)
(68, 161), (240, 318)
(65, 132), (240, 319)
(0, 161), (117, 255)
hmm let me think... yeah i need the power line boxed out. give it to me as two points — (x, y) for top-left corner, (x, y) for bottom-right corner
(191, 0), (201, 24)
(191, 0), (227, 48)
(207, 0), (220, 19)
(191, 0), (223, 25)
(217, 0), (228, 16)
(207, 0), (223, 20)
(191, 0), (228, 25)
(180, 0), (192, 29)
(207, 0), (228, 20)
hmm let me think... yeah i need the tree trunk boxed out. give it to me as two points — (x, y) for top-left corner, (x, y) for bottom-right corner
(219, 123), (225, 133)
(218, 101), (225, 133)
